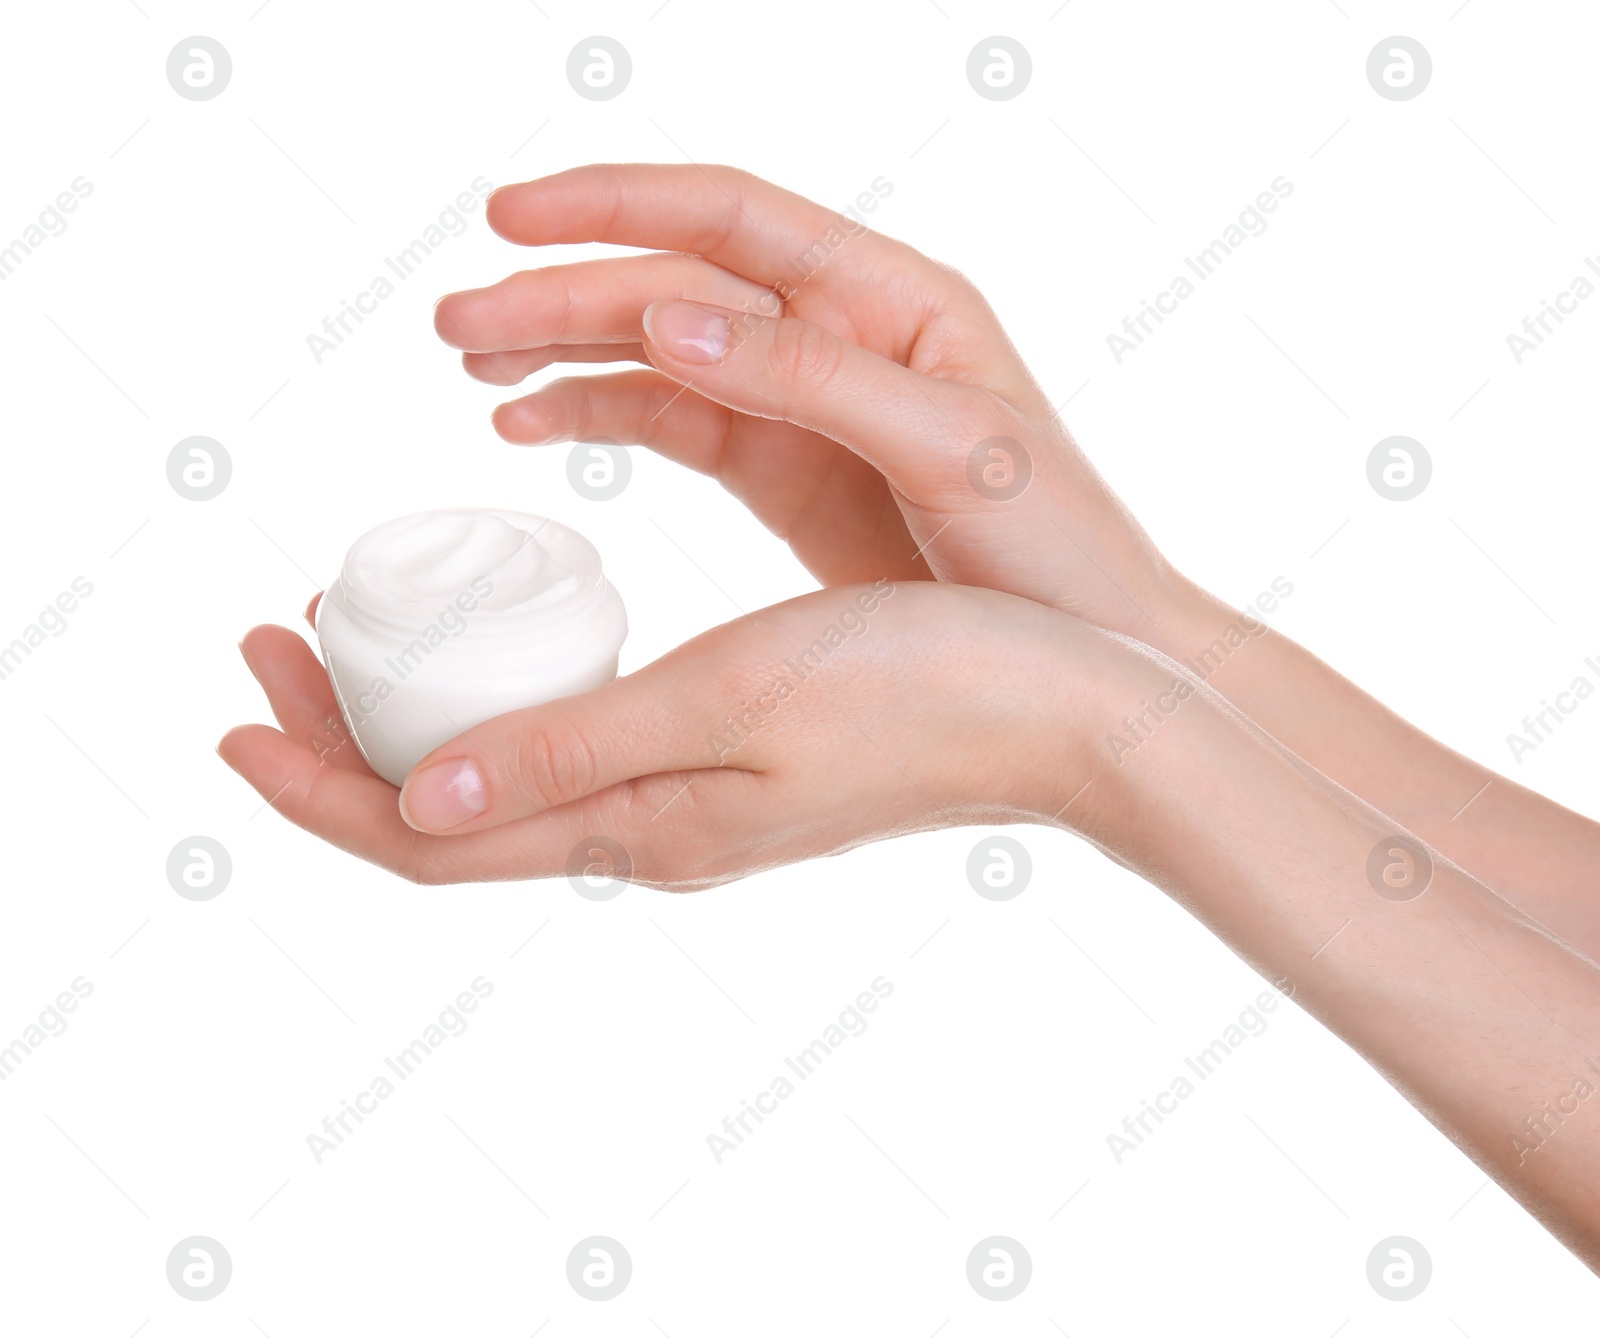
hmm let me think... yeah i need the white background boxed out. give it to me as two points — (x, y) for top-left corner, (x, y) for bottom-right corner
(2, 0), (1597, 1331)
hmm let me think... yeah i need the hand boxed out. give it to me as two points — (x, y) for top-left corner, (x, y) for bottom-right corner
(219, 582), (1120, 887)
(433, 164), (1182, 636)
(434, 166), (1600, 968)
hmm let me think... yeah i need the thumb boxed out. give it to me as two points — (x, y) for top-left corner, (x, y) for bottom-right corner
(396, 651), (756, 835)
(641, 298), (984, 493)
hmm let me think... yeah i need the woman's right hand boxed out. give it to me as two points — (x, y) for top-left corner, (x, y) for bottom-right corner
(434, 164), (1187, 640)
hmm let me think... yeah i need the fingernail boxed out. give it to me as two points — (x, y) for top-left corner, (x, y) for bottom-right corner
(400, 757), (488, 831)
(645, 300), (728, 365)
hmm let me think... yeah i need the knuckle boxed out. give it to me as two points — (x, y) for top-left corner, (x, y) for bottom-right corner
(922, 259), (1004, 332)
(670, 832), (733, 890)
(402, 862), (441, 887)
(600, 782), (727, 892)
(961, 401), (1027, 453)
(929, 259), (993, 312)
(507, 724), (598, 809)
(541, 377), (593, 438)
(394, 834), (442, 886)
(766, 318), (843, 392)
(931, 259), (980, 293)
(689, 166), (748, 259)
(548, 274), (577, 344)
(705, 163), (754, 189)
(924, 399), (1024, 492)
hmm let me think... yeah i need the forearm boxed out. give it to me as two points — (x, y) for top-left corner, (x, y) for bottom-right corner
(1065, 652), (1600, 1271)
(1147, 574), (1600, 959)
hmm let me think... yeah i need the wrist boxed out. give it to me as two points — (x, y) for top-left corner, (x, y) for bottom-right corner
(1138, 566), (1297, 686)
(1022, 623), (1174, 837)
(1145, 567), (1230, 652)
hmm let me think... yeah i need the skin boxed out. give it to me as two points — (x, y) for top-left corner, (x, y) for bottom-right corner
(222, 164), (1600, 1272)
(438, 164), (1600, 960)
(225, 582), (1110, 887)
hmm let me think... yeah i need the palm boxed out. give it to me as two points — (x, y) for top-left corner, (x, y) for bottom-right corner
(712, 412), (926, 584)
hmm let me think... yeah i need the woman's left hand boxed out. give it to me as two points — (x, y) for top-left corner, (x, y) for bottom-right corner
(220, 580), (1124, 887)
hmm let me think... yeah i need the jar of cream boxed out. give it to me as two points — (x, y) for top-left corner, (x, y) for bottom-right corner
(315, 508), (627, 786)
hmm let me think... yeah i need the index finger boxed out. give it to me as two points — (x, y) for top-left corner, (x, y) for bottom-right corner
(485, 163), (931, 295)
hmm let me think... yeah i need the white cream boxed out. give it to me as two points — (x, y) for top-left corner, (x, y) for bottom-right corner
(315, 509), (627, 786)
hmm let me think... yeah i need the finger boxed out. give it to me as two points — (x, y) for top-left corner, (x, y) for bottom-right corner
(220, 721), (414, 864)
(434, 252), (776, 354)
(219, 721), (756, 887)
(463, 343), (648, 386)
(216, 723), (565, 883)
(492, 368), (737, 474)
(641, 299), (996, 504)
(304, 592), (321, 626)
(494, 371), (931, 584)
(239, 625), (376, 777)
(396, 638), (765, 835)
(486, 164), (931, 293)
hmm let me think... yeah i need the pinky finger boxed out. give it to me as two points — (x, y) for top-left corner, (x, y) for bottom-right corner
(218, 724), (751, 887)
(218, 723), (425, 876)
(216, 724), (561, 884)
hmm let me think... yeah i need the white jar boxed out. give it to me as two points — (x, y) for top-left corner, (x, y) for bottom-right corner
(315, 509), (627, 786)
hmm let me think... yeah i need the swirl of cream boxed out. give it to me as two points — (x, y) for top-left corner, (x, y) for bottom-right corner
(316, 509), (627, 785)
